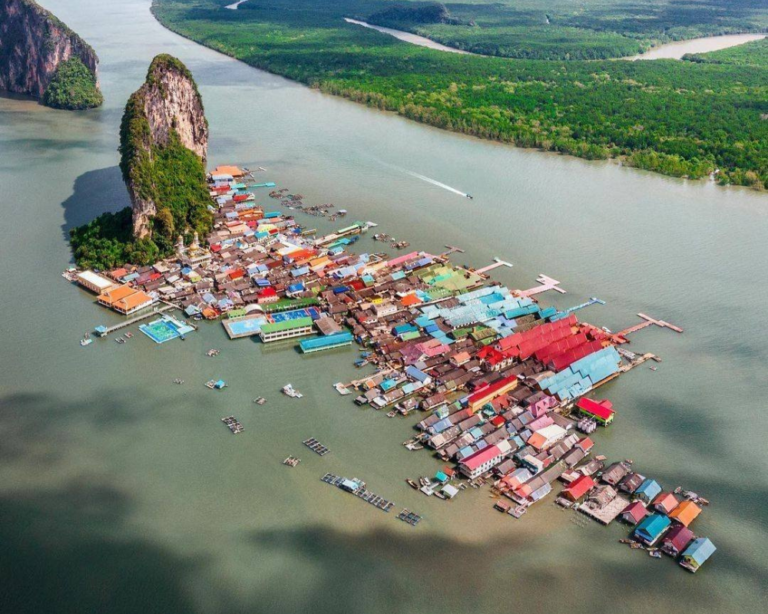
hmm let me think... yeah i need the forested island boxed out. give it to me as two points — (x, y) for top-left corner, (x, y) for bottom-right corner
(70, 55), (211, 269)
(0, 0), (102, 110)
(153, 0), (767, 190)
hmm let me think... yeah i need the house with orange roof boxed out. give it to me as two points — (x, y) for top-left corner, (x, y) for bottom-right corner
(212, 165), (245, 177)
(669, 500), (701, 527)
(98, 285), (155, 315)
(400, 293), (422, 308)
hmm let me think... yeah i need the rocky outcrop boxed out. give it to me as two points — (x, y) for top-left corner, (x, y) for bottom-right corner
(0, 0), (100, 102)
(120, 54), (210, 241)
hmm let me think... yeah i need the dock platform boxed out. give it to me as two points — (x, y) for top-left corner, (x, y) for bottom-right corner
(577, 495), (629, 525)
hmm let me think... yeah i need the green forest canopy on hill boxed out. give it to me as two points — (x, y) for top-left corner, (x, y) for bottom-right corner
(153, 0), (767, 190)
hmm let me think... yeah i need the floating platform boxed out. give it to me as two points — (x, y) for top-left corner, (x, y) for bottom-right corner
(303, 437), (330, 456)
(222, 416), (244, 434)
(397, 508), (423, 526)
(139, 314), (196, 344)
(321, 473), (395, 513)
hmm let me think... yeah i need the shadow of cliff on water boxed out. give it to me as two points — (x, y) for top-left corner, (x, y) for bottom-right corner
(60, 166), (131, 241)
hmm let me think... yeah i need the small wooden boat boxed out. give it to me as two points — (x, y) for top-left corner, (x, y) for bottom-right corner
(253, 397), (267, 405)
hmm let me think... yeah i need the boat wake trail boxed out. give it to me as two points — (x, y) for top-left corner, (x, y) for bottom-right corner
(366, 156), (470, 198)
(404, 171), (468, 197)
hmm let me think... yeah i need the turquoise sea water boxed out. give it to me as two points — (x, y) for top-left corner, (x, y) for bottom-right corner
(1, 2), (767, 613)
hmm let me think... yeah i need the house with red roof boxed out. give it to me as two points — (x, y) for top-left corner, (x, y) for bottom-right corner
(562, 474), (596, 502)
(576, 398), (615, 425)
(459, 440), (512, 480)
(620, 500), (649, 525)
(661, 524), (695, 557)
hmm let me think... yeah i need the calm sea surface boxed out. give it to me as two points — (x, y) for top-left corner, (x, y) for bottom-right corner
(1, 2), (767, 613)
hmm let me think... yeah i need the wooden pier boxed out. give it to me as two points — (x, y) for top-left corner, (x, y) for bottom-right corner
(614, 313), (683, 342)
(441, 245), (465, 257)
(476, 257), (513, 276)
(517, 275), (566, 297)
(94, 304), (174, 337)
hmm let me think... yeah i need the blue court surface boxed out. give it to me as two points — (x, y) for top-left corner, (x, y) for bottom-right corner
(140, 316), (196, 344)
(270, 308), (319, 323)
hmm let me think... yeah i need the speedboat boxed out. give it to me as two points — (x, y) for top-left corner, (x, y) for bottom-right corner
(80, 338), (93, 347)
(282, 384), (303, 398)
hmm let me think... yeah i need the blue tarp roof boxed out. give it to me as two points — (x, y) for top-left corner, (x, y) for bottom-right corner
(405, 366), (430, 383)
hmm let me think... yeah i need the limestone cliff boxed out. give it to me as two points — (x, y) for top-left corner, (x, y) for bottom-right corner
(119, 54), (211, 242)
(0, 0), (101, 106)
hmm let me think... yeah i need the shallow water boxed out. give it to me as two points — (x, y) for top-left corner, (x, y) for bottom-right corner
(344, 18), (472, 54)
(1, 1), (767, 613)
(629, 33), (767, 60)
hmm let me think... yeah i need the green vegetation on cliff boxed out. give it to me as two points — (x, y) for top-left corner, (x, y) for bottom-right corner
(69, 208), (159, 270)
(153, 0), (767, 190)
(42, 58), (103, 110)
(119, 56), (212, 251)
(69, 55), (211, 269)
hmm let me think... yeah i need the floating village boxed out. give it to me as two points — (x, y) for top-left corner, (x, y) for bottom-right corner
(64, 164), (715, 574)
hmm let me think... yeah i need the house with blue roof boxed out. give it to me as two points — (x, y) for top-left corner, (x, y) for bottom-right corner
(634, 513), (671, 545)
(634, 478), (662, 503)
(680, 538), (716, 573)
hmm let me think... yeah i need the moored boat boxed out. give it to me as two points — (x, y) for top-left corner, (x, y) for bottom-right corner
(282, 383), (303, 398)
